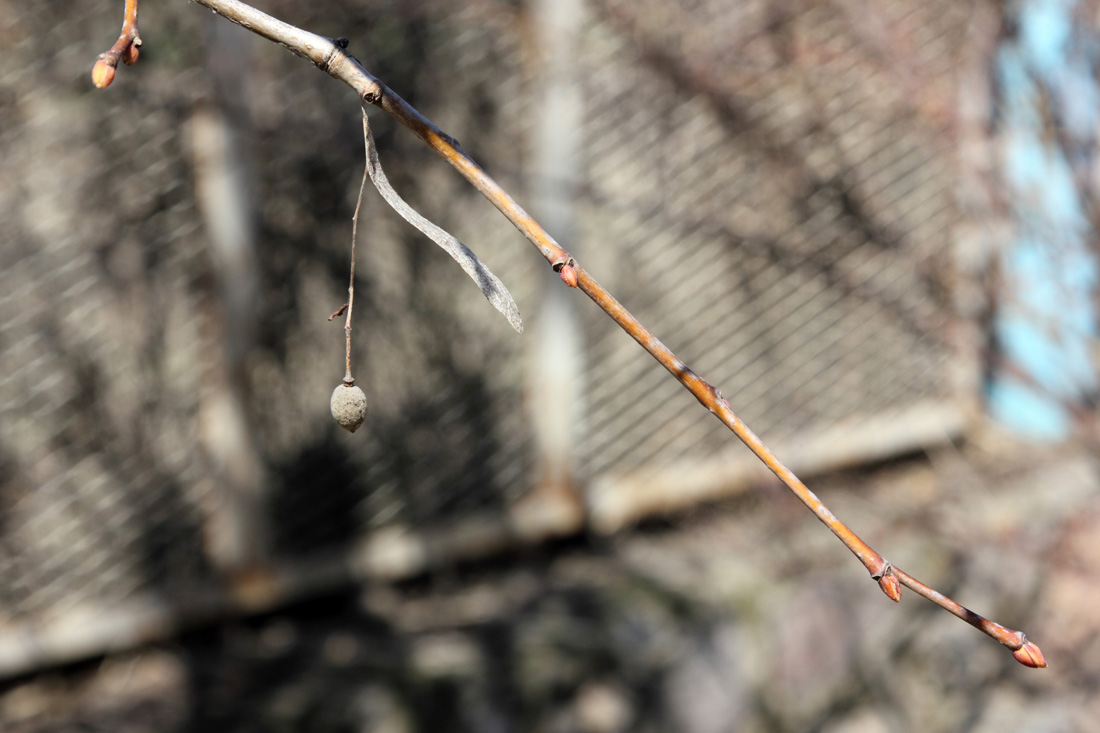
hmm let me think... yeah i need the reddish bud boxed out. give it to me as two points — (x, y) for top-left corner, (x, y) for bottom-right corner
(1011, 640), (1047, 669)
(122, 42), (140, 66)
(877, 571), (902, 603)
(92, 58), (116, 89)
(559, 264), (578, 288)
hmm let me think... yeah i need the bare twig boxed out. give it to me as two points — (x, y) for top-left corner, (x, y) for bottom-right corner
(342, 117), (370, 386)
(92, 0), (142, 88)
(187, 0), (1045, 668)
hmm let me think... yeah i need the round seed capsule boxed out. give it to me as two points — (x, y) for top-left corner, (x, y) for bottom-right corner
(330, 383), (367, 433)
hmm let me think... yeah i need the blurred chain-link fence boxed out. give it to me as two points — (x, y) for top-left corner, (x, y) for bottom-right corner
(1, 0), (978, 676)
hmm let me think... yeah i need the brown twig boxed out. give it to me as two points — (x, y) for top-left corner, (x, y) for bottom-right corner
(189, 0), (1045, 668)
(92, 0), (142, 88)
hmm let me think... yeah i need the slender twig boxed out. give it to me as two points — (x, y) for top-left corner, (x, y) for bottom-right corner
(342, 116), (370, 386)
(92, 0), (142, 88)
(188, 0), (1045, 668)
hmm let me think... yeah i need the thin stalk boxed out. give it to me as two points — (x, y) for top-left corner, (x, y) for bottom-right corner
(343, 119), (369, 385)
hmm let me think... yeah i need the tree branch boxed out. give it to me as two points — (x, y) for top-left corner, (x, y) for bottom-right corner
(186, 0), (1045, 668)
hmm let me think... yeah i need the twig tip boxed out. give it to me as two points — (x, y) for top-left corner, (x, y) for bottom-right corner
(1011, 640), (1047, 669)
(92, 57), (116, 88)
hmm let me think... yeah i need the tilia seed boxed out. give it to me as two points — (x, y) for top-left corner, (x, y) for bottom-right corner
(330, 383), (367, 433)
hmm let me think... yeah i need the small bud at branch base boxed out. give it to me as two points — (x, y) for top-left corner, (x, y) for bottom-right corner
(1011, 640), (1047, 669)
(877, 570), (902, 602)
(92, 58), (116, 89)
(559, 264), (578, 288)
(122, 43), (140, 65)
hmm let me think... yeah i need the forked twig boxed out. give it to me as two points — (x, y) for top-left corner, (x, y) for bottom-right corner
(91, 0), (142, 88)
(170, 0), (1045, 668)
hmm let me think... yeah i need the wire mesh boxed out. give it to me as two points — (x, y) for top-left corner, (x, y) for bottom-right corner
(0, 0), (969, 670)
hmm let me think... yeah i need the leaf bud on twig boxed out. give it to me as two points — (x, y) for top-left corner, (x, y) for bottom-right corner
(559, 264), (578, 288)
(91, 58), (116, 88)
(1011, 640), (1047, 669)
(122, 41), (141, 65)
(876, 569), (902, 602)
